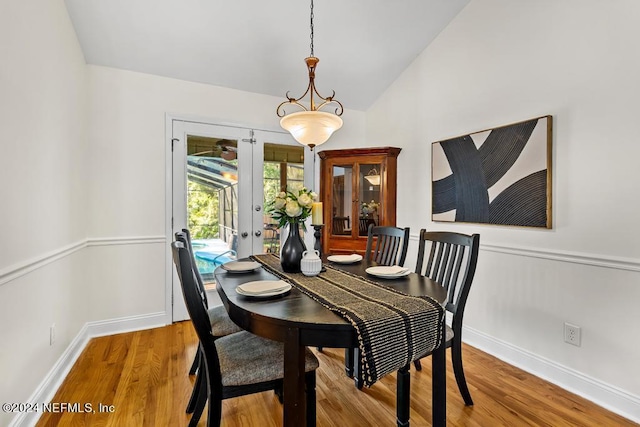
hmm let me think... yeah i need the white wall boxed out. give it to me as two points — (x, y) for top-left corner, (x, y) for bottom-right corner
(367, 0), (640, 420)
(85, 65), (365, 322)
(0, 0), (88, 425)
(87, 65), (365, 238)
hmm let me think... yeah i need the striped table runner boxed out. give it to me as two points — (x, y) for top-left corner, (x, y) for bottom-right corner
(251, 254), (444, 387)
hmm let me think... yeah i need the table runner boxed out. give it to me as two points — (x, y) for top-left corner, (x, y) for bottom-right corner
(251, 254), (444, 387)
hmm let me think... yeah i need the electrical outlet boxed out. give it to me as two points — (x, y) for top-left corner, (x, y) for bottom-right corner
(50, 324), (56, 346)
(564, 322), (581, 346)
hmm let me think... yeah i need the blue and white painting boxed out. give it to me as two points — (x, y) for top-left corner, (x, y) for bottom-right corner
(431, 116), (552, 228)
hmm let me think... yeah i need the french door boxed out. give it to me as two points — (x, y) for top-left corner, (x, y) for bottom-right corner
(170, 119), (314, 321)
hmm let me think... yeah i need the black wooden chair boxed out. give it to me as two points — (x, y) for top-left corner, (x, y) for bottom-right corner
(172, 241), (319, 427)
(346, 224), (411, 389)
(407, 230), (480, 406)
(175, 230), (242, 422)
(364, 225), (410, 266)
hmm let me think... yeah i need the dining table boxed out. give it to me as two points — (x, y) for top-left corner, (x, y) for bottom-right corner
(214, 257), (448, 427)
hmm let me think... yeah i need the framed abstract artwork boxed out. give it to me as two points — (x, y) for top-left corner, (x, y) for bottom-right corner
(431, 115), (552, 228)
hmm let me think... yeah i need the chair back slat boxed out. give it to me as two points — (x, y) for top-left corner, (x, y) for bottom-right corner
(365, 225), (410, 267)
(448, 245), (466, 306)
(375, 234), (399, 265)
(175, 229), (209, 308)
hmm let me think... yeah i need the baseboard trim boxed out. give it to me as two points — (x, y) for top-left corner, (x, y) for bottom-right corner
(462, 325), (640, 424)
(10, 312), (167, 427)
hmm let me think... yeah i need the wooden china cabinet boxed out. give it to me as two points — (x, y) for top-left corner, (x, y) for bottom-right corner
(318, 147), (401, 255)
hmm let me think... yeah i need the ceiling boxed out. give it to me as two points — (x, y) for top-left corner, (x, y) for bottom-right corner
(64, 0), (469, 112)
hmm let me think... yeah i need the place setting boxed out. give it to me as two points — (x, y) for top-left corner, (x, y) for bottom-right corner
(365, 265), (411, 279)
(326, 254), (363, 264)
(235, 280), (292, 299)
(221, 260), (261, 273)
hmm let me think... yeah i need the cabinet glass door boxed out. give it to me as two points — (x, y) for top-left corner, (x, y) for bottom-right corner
(358, 163), (382, 236)
(331, 165), (353, 236)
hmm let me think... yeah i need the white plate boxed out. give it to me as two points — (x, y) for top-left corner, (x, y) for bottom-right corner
(327, 254), (363, 264)
(222, 261), (261, 273)
(235, 280), (292, 297)
(365, 266), (411, 278)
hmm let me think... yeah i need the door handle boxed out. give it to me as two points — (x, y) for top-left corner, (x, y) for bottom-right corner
(241, 232), (249, 238)
(255, 231), (262, 237)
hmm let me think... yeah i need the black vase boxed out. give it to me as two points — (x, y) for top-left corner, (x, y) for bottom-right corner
(280, 223), (307, 273)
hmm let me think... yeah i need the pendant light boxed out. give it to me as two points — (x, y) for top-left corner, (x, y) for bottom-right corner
(364, 168), (381, 186)
(276, 0), (343, 150)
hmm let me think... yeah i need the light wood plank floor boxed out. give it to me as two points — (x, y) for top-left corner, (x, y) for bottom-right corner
(37, 322), (635, 427)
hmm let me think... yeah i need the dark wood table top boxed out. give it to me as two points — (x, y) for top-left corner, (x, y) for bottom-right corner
(214, 259), (447, 349)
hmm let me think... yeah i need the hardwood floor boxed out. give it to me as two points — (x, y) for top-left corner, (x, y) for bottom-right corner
(37, 322), (635, 427)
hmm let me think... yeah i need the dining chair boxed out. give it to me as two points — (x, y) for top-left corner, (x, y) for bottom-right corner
(345, 224), (411, 389)
(408, 229), (480, 406)
(364, 225), (410, 266)
(172, 241), (319, 427)
(175, 230), (242, 420)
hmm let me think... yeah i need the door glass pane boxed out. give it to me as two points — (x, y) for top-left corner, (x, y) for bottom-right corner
(358, 163), (382, 236)
(186, 135), (239, 277)
(263, 143), (305, 254)
(331, 165), (353, 236)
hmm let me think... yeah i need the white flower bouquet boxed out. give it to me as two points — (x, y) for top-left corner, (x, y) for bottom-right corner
(268, 188), (318, 229)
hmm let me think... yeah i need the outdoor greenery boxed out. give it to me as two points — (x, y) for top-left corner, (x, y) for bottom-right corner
(187, 160), (304, 241)
(188, 181), (220, 239)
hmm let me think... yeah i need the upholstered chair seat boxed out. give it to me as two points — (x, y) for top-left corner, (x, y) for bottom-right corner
(208, 305), (242, 337)
(216, 331), (319, 387)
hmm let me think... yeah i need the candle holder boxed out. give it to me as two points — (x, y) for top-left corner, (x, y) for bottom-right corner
(311, 224), (324, 259)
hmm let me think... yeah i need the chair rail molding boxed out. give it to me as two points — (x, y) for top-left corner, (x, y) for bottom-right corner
(0, 236), (167, 287)
(0, 240), (86, 287)
(87, 235), (166, 246)
(480, 243), (640, 272)
(406, 234), (640, 273)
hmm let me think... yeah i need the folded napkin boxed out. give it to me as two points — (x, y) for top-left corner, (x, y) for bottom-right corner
(368, 265), (409, 275)
(237, 280), (290, 295)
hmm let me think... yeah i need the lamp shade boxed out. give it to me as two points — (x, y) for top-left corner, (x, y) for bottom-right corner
(280, 110), (343, 148)
(364, 174), (380, 186)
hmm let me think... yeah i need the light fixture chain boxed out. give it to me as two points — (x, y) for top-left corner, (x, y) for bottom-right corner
(276, 0), (343, 150)
(309, 0), (314, 57)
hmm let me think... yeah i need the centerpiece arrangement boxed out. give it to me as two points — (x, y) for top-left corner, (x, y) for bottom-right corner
(267, 187), (317, 272)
